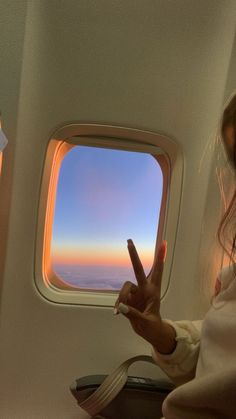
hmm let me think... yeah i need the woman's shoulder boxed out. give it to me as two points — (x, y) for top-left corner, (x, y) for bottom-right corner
(219, 264), (236, 285)
(218, 264), (236, 290)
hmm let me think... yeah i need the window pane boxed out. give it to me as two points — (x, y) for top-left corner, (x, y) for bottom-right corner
(51, 146), (163, 290)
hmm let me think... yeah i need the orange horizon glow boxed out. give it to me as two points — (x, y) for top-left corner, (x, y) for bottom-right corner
(52, 247), (154, 268)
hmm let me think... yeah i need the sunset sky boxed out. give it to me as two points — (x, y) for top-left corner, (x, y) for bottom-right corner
(51, 146), (163, 270)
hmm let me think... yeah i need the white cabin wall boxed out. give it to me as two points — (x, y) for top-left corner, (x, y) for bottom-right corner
(224, 29), (236, 101)
(0, 1), (236, 418)
(0, 0), (27, 303)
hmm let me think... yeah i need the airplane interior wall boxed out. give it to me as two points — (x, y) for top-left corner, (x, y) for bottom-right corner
(0, 1), (235, 418)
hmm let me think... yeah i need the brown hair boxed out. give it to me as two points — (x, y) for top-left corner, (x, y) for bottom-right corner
(217, 94), (236, 264)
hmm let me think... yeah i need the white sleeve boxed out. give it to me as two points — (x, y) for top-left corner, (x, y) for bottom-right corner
(152, 319), (202, 386)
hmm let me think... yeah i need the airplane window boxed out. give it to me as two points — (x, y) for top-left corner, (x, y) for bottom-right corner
(36, 126), (181, 305)
(50, 146), (163, 291)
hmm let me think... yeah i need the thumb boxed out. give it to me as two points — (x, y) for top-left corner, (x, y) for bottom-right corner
(118, 302), (144, 321)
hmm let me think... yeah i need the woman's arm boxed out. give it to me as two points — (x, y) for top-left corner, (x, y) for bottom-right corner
(152, 319), (202, 386)
(115, 240), (202, 386)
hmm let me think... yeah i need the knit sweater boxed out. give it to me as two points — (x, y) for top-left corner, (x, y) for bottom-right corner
(152, 265), (236, 419)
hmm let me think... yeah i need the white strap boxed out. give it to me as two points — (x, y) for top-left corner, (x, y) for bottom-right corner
(79, 355), (155, 417)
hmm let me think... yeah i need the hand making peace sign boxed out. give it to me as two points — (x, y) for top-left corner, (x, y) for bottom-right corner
(114, 239), (176, 354)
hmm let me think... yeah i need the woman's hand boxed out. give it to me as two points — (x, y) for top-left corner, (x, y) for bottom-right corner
(114, 239), (176, 354)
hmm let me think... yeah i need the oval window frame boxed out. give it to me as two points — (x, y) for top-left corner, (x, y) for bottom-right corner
(35, 124), (183, 306)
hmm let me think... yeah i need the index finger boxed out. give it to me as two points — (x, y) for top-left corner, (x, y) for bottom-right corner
(151, 240), (167, 289)
(127, 239), (146, 287)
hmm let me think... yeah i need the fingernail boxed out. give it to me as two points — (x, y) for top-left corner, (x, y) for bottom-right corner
(127, 239), (133, 246)
(118, 303), (129, 315)
(113, 307), (118, 315)
(159, 241), (167, 262)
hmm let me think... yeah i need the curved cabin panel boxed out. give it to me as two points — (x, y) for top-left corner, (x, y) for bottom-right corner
(0, 1), (235, 418)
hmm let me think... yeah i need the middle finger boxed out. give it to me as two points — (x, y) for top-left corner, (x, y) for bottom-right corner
(151, 240), (167, 290)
